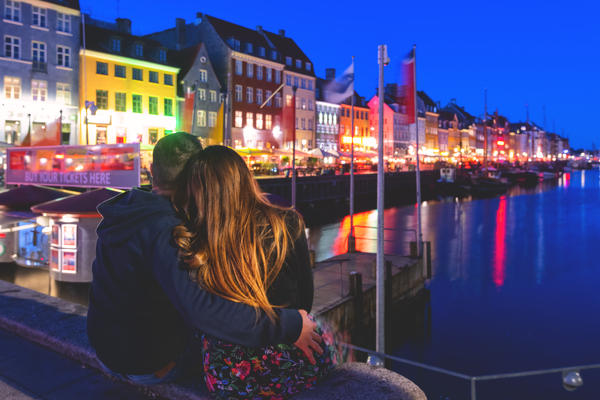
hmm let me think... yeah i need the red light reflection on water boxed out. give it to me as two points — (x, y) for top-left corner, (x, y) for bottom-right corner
(562, 172), (570, 188)
(332, 210), (377, 255)
(493, 196), (507, 287)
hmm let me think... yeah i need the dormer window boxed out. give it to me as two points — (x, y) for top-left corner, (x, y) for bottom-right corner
(111, 38), (121, 52)
(234, 39), (240, 51)
(135, 43), (143, 57)
(296, 59), (301, 68)
(159, 49), (167, 63)
(259, 46), (265, 57)
(245, 42), (253, 53)
(285, 56), (292, 66)
(271, 50), (277, 60)
(305, 62), (311, 71)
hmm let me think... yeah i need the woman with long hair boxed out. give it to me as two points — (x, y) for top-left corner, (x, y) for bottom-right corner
(173, 146), (338, 399)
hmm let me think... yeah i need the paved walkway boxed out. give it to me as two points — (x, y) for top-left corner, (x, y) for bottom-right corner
(0, 328), (149, 400)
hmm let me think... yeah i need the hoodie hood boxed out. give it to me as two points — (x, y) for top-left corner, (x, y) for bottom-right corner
(97, 188), (176, 244)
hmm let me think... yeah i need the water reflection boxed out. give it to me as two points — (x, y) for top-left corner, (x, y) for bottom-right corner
(493, 196), (506, 287)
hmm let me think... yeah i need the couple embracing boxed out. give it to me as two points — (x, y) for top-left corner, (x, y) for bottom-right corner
(87, 133), (338, 399)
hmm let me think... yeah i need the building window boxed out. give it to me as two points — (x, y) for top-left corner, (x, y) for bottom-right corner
(164, 74), (173, 85)
(96, 61), (108, 75)
(159, 49), (167, 63)
(266, 68), (272, 82)
(305, 62), (311, 71)
(96, 90), (108, 109)
(301, 118), (305, 130)
(258, 46), (265, 57)
(285, 56), (292, 66)
(198, 88), (206, 101)
(256, 113), (263, 130)
(246, 112), (253, 128)
(265, 90), (272, 106)
(56, 83), (71, 105)
(57, 13), (70, 33)
(271, 49), (277, 60)
(293, 77), (299, 88)
(164, 98), (173, 116)
(308, 118), (313, 131)
(114, 64), (126, 78)
(308, 100), (313, 111)
(4, 0), (20, 22)
(301, 98), (306, 110)
(4, 76), (20, 99)
(275, 93), (282, 108)
(235, 85), (242, 102)
(208, 111), (217, 128)
(256, 89), (263, 105)
(246, 87), (253, 103)
(111, 38), (120, 52)
(245, 42), (253, 53)
(210, 90), (217, 102)
(57, 46), (70, 67)
(4, 36), (20, 59)
(256, 66), (263, 80)
(31, 41), (46, 62)
(301, 79), (307, 89)
(132, 94), (142, 113)
(275, 70), (281, 84)
(31, 80), (47, 101)
(149, 71), (158, 83)
(247, 63), (253, 78)
(115, 92), (126, 111)
(134, 44), (143, 57)
(149, 97), (158, 115)
(32, 7), (47, 27)
(265, 114), (272, 130)
(197, 110), (206, 127)
(308, 80), (313, 91)
(235, 111), (243, 128)
(132, 68), (142, 80)
(199, 69), (208, 83)
(296, 59), (301, 68)
(286, 75), (291, 86)
(286, 94), (292, 107)
(235, 60), (242, 75)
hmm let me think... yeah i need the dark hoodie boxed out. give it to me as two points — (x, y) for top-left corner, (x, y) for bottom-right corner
(87, 189), (302, 374)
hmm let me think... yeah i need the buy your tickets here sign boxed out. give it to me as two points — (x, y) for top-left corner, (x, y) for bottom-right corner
(6, 143), (141, 189)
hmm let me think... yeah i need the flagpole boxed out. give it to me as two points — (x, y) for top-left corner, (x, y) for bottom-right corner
(59, 109), (63, 144)
(348, 56), (356, 253)
(413, 44), (423, 257)
(292, 85), (297, 209)
(82, 12), (88, 145)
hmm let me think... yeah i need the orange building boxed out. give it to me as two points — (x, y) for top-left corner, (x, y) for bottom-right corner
(339, 95), (373, 153)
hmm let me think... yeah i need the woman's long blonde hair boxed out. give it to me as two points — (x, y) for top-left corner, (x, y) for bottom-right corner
(173, 145), (302, 321)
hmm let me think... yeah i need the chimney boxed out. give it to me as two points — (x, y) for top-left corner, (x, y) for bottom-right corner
(450, 98), (457, 104)
(195, 12), (203, 25)
(115, 18), (131, 35)
(256, 25), (263, 32)
(278, 29), (285, 37)
(175, 18), (186, 50)
(325, 68), (336, 80)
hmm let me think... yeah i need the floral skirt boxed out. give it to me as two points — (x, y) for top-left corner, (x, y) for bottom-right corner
(201, 321), (340, 399)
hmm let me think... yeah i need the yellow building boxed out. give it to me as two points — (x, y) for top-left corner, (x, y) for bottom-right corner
(79, 18), (178, 145)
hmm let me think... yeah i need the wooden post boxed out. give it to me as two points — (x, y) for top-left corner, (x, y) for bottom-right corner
(349, 271), (364, 347)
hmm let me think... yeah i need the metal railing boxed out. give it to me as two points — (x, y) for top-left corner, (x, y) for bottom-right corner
(339, 342), (598, 399)
(352, 225), (418, 257)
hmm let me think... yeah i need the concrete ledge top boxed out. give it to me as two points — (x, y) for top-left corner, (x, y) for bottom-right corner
(0, 280), (426, 400)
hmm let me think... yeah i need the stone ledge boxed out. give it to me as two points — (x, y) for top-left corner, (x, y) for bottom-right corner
(0, 280), (426, 399)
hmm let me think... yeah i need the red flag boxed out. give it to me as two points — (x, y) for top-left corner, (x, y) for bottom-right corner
(402, 48), (416, 124)
(281, 92), (295, 144)
(21, 117), (61, 146)
(180, 91), (195, 133)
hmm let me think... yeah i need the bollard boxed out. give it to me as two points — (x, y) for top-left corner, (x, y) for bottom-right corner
(349, 271), (364, 347)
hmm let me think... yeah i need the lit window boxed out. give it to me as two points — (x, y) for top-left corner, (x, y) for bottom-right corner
(200, 69), (207, 82)
(115, 92), (126, 111)
(57, 46), (70, 67)
(4, 36), (20, 59)
(265, 114), (272, 130)
(235, 111), (243, 127)
(4, 76), (20, 99)
(31, 80), (47, 101)
(198, 89), (206, 101)
(32, 7), (47, 28)
(57, 13), (71, 33)
(56, 83), (71, 105)
(208, 111), (217, 127)
(256, 113), (263, 130)
(197, 110), (206, 127)
(96, 90), (108, 109)
(210, 90), (217, 102)
(246, 112), (253, 128)
(4, 1), (20, 22)
(285, 94), (292, 107)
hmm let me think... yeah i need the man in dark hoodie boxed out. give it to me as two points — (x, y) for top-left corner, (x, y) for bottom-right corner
(87, 132), (321, 384)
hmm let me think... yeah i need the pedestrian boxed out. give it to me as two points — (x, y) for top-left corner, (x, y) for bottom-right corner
(87, 133), (321, 386)
(173, 145), (339, 399)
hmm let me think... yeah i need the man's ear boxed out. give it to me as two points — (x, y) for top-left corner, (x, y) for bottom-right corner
(150, 163), (155, 178)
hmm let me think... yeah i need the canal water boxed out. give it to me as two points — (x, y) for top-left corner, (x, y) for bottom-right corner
(308, 170), (600, 399)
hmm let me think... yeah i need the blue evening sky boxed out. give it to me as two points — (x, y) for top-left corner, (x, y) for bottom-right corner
(83, 0), (599, 148)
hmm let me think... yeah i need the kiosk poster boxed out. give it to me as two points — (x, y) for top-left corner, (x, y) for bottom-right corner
(51, 248), (61, 272)
(61, 250), (76, 273)
(6, 143), (141, 189)
(51, 224), (61, 247)
(62, 224), (77, 248)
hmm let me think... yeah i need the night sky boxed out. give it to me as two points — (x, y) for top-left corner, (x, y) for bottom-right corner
(83, 0), (600, 149)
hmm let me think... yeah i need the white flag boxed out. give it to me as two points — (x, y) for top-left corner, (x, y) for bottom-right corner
(323, 63), (354, 104)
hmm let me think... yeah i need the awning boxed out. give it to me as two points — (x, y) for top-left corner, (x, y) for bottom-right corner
(31, 188), (123, 217)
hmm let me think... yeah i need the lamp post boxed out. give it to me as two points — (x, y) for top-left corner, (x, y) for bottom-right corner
(291, 85), (297, 209)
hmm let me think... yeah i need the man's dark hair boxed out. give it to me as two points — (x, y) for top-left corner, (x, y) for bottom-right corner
(152, 132), (202, 191)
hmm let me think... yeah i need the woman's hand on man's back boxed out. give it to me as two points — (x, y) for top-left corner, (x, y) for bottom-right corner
(293, 310), (324, 365)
